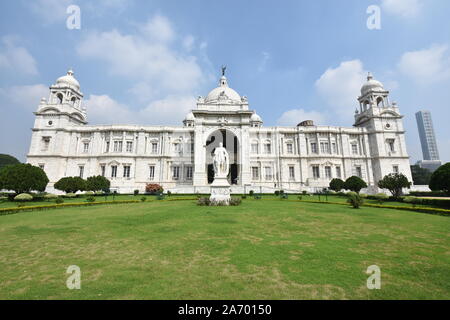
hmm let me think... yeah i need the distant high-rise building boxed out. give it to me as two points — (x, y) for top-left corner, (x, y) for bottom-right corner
(415, 110), (441, 172)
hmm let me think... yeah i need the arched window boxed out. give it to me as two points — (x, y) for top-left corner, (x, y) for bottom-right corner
(57, 93), (64, 104)
(376, 97), (384, 108)
(71, 97), (77, 106)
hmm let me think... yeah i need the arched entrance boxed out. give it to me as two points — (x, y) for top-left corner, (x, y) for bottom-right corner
(206, 129), (240, 185)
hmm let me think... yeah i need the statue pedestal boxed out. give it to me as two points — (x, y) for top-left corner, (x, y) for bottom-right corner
(210, 176), (231, 205)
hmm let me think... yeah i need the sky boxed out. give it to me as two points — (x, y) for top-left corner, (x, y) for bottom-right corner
(0, 0), (449, 163)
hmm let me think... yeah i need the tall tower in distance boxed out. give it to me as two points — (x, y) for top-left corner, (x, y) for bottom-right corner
(415, 110), (441, 172)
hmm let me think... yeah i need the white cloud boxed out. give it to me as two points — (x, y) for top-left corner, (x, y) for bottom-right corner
(398, 44), (450, 85)
(257, 52), (270, 73)
(315, 60), (366, 120)
(84, 94), (134, 125)
(27, 0), (72, 24)
(183, 35), (195, 52)
(381, 0), (423, 18)
(140, 15), (175, 43)
(0, 36), (38, 76)
(0, 84), (48, 110)
(277, 108), (326, 126)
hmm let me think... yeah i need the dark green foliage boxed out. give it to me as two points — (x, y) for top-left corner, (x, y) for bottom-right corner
(134, 190), (139, 196)
(347, 193), (364, 209)
(156, 194), (165, 200)
(410, 165), (432, 185)
(0, 154), (20, 171)
(429, 162), (450, 193)
(55, 198), (64, 204)
(249, 190), (254, 196)
(297, 195), (303, 200)
(241, 195), (247, 199)
(0, 164), (49, 194)
(281, 194), (288, 200)
(344, 176), (368, 193)
(197, 197), (210, 206)
(54, 177), (86, 194)
(85, 176), (110, 192)
(329, 178), (345, 192)
(229, 197), (242, 206)
(140, 197), (147, 202)
(274, 190), (280, 196)
(378, 173), (412, 199)
(374, 193), (389, 204)
(85, 196), (96, 203)
(254, 195), (262, 200)
(167, 191), (172, 197)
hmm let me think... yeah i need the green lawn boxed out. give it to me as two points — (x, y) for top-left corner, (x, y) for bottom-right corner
(0, 199), (449, 299)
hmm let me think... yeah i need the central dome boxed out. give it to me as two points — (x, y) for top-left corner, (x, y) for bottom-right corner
(361, 72), (384, 95)
(205, 76), (241, 103)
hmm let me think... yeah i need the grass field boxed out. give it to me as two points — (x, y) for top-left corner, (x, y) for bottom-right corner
(0, 199), (449, 299)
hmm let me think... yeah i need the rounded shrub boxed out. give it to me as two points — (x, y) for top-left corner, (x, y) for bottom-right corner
(64, 193), (77, 198)
(44, 194), (58, 200)
(347, 193), (364, 209)
(84, 191), (94, 196)
(0, 196), (8, 203)
(55, 198), (64, 204)
(86, 196), (96, 203)
(230, 197), (242, 206)
(134, 190), (139, 196)
(14, 193), (33, 202)
(249, 190), (254, 196)
(374, 193), (389, 204)
(140, 196), (147, 202)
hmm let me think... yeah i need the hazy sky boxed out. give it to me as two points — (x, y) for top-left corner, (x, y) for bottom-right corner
(1, 0), (449, 163)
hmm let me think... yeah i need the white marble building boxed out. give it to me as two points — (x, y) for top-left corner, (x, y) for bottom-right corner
(27, 69), (412, 194)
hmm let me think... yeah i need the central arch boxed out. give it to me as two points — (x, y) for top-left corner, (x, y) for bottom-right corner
(205, 129), (240, 185)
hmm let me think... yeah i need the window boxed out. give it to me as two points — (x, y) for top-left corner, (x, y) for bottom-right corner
(355, 166), (362, 178)
(287, 143), (293, 154)
(113, 141), (123, 152)
(174, 143), (181, 153)
(186, 166), (193, 180)
(264, 167), (273, 180)
(111, 166), (117, 178)
(190, 143), (195, 154)
(332, 143), (337, 154)
(172, 166), (180, 180)
(311, 142), (318, 154)
(42, 137), (50, 151)
(289, 166), (295, 180)
(152, 142), (158, 154)
(252, 167), (259, 180)
(351, 144), (358, 155)
(149, 165), (155, 180)
(264, 143), (271, 154)
(320, 142), (330, 154)
(126, 141), (133, 153)
(101, 165), (106, 177)
(393, 165), (399, 174)
(336, 166), (342, 179)
(83, 142), (89, 153)
(79, 165), (84, 178)
(325, 166), (332, 179)
(57, 93), (63, 104)
(312, 166), (320, 179)
(105, 141), (110, 153)
(251, 143), (259, 154)
(123, 166), (131, 178)
(387, 139), (395, 153)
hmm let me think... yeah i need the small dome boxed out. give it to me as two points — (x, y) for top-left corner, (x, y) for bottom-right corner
(185, 112), (195, 121)
(361, 72), (384, 95)
(205, 76), (241, 103)
(56, 69), (80, 90)
(250, 113), (262, 122)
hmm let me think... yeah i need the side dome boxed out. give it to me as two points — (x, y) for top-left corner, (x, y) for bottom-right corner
(185, 112), (195, 121)
(250, 113), (262, 122)
(205, 76), (241, 103)
(361, 72), (384, 96)
(56, 69), (80, 90)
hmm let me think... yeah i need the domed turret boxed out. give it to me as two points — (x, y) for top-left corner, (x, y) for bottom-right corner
(361, 72), (384, 96)
(205, 75), (242, 103)
(56, 69), (80, 90)
(250, 112), (263, 127)
(183, 111), (195, 127)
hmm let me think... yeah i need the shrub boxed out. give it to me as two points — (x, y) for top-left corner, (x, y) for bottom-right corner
(85, 176), (110, 192)
(302, 191), (308, 195)
(280, 190), (285, 195)
(254, 195), (262, 200)
(347, 193), (364, 209)
(84, 191), (94, 196)
(378, 173), (412, 199)
(0, 163), (49, 194)
(229, 197), (242, 206)
(274, 190), (280, 196)
(55, 198), (64, 204)
(329, 178), (345, 192)
(241, 195), (247, 199)
(145, 183), (164, 194)
(14, 193), (33, 202)
(344, 176), (368, 193)
(134, 190), (139, 196)
(403, 196), (422, 208)
(297, 195), (303, 200)
(374, 193), (389, 204)
(281, 194), (288, 200)
(95, 191), (104, 196)
(0, 196), (7, 203)
(86, 196), (96, 203)
(429, 162), (450, 193)
(156, 194), (165, 200)
(54, 177), (86, 194)
(359, 193), (368, 198)
(44, 194), (58, 200)
(197, 197), (210, 206)
(167, 191), (172, 197)
(249, 190), (254, 196)
(140, 196), (147, 202)
(63, 193), (77, 198)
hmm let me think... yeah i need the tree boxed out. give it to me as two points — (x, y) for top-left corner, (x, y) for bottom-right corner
(329, 178), (345, 192)
(378, 173), (411, 198)
(86, 176), (110, 192)
(410, 165), (432, 185)
(429, 162), (450, 193)
(54, 177), (86, 193)
(0, 163), (49, 194)
(344, 176), (368, 193)
(0, 154), (20, 170)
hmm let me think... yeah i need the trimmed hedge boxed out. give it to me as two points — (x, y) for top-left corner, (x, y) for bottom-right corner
(409, 191), (450, 197)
